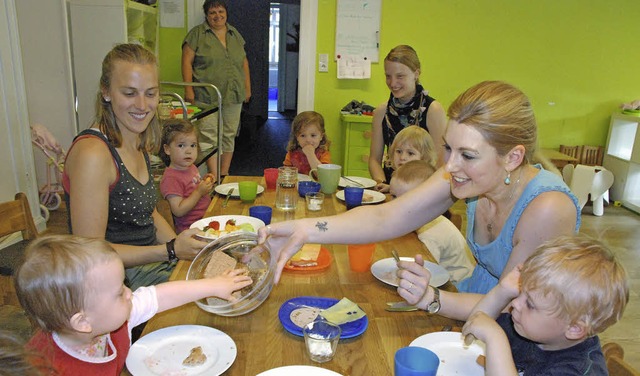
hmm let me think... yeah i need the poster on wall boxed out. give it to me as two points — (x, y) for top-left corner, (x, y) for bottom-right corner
(335, 0), (381, 63)
(160, 0), (185, 28)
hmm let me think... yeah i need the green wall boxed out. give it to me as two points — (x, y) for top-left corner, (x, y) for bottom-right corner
(315, 0), (640, 165)
(159, 1), (640, 167)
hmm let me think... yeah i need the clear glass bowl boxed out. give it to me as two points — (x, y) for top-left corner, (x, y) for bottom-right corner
(186, 232), (274, 316)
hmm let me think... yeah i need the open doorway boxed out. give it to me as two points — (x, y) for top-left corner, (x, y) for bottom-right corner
(269, 2), (299, 117)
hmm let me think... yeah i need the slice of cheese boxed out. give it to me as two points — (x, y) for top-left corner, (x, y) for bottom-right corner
(288, 244), (321, 267)
(320, 297), (366, 325)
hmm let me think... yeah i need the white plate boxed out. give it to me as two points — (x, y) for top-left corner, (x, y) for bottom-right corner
(258, 366), (343, 376)
(338, 176), (376, 189)
(410, 331), (486, 376)
(335, 189), (386, 204)
(370, 257), (449, 287)
(126, 325), (236, 376)
(214, 182), (265, 197)
(298, 173), (313, 182)
(190, 215), (265, 240)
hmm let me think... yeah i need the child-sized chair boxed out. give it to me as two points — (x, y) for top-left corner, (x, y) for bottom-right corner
(0, 192), (39, 276)
(603, 342), (640, 376)
(562, 164), (614, 216)
(579, 145), (604, 166)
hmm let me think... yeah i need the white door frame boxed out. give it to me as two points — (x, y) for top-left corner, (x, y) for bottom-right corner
(297, 0), (316, 112)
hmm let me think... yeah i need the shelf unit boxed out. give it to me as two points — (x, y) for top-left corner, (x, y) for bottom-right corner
(602, 112), (640, 213)
(341, 114), (373, 178)
(68, 0), (158, 129)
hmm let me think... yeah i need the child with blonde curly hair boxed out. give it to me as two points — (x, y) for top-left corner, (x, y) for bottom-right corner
(377, 125), (437, 193)
(283, 111), (331, 174)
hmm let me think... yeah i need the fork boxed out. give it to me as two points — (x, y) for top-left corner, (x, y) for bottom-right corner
(222, 187), (235, 208)
(341, 176), (364, 187)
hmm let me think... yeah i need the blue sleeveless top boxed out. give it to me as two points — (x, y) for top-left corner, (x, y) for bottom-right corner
(456, 166), (580, 294)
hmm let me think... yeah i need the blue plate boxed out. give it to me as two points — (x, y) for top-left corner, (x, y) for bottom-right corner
(278, 296), (368, 339)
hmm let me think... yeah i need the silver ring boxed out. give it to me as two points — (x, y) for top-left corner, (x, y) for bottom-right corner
(408, 282), (414, 290)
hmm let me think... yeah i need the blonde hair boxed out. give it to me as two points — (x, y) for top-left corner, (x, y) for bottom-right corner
(392, 160), (436, 187)
(520, 235), (629, 336)
(388, 126), (437, 170)
(385, 45), (421, 83)
(95, 43), (161, 153)
(158, 118), (200, 167)
(286, 111), (329, 152)
(0, 330), (51, 376)
(447, 81), (536, 165)
(15, 235), (120, 333)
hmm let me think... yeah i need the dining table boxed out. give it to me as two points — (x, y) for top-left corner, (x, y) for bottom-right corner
(127, 175), (463, 375)
(540, 148), (579, 169)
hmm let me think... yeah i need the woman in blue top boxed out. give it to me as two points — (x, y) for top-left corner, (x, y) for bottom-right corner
(258, 81), (580, 300)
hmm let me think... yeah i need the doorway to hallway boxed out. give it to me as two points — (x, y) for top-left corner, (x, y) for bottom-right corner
(269, 2), (300, 115)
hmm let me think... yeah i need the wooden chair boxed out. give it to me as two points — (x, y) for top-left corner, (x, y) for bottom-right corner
(603, 342), (640, 376)
(559, 145), (583, 161)
(0, 193), (39, 276)
(580, 145), (604, 166)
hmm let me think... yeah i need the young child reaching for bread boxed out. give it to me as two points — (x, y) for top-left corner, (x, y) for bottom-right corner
(159, 118), (216, 233)
(15, 234), (252, 375)
(283, 111), (331, 174)
(397, 235), (629, 374)
(390, 160), (474, 285)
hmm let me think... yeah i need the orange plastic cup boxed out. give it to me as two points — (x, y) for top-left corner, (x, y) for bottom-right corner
(347, 243), (376, 272)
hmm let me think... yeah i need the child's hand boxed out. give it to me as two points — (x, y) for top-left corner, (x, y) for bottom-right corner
(197, 174), (215, 195)
(206, 269), (253, 301)
(301, 144), (316, 156)
(498, 264), (522, 299)
(461, 311), (502, 345)
(374, 182), (390, 193)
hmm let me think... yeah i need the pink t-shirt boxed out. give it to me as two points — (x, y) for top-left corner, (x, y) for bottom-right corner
(160, 165), (211, 233)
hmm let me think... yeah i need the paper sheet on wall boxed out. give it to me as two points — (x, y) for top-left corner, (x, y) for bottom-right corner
(160, 0), (185, 28)
(337, 55), (371, 79)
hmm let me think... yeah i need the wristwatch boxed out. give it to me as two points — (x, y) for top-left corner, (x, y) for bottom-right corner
(166, 238), (178, 262)
(426, 286), (441, 314)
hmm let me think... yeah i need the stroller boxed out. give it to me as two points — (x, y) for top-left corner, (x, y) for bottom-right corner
(31, 124), (65, 221)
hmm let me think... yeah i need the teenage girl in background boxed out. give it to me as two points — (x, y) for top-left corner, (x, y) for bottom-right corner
(283, 111), (331, 174)
(159, 119), (215, 233)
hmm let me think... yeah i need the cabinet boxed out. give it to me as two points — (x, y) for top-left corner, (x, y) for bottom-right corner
(341, 114), (373, 178)
(602, 112), (640, 213)
(68, 0), (158, 129)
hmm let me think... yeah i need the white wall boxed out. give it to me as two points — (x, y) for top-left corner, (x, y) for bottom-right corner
(0, 0), (47, 231)
(15, 0), (76, 193)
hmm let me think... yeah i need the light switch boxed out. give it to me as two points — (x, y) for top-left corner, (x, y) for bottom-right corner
(318, 53), (329, 72)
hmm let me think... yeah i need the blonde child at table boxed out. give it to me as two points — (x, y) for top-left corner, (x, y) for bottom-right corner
(15, 235), (252, 376)
(377, 125), (437, 193)
(159, 118), (215, 233)
(399, 235), (628, 375)
(390, 160), (474, 285)
(283, 111), (331, 175)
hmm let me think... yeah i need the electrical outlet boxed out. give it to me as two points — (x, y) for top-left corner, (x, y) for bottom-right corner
(318, 53), (329, 72)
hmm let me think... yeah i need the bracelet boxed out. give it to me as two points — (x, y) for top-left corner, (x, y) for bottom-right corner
(166, 238), (178, 262)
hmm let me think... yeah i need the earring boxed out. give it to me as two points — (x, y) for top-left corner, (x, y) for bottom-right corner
(104, 97), (111, 102)
(504, 171), (511, 185)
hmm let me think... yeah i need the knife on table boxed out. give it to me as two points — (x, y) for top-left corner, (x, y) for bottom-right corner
(222, 187), (235, 207)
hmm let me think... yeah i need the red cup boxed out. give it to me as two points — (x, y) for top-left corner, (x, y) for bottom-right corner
(347, 243), (376, 272)
(264, 168), (279, 190)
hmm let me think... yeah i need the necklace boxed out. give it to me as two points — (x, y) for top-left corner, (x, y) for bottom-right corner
(486, 168), (523, 235)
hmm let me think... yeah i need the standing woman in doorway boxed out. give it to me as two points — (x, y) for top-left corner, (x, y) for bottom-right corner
(182, 0), (251, 178)
(369, 45), (447, 193)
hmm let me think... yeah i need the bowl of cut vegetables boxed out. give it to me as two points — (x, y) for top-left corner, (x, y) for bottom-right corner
(189, 215), (265, 241)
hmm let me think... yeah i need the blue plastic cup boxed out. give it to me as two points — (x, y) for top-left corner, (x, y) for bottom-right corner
(344, 187), (364, 210)
(249, 205), (272, 225)
(394, 346), (439, 376)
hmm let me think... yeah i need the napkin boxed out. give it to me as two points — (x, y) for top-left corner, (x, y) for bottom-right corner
(321, 298), (366, 325)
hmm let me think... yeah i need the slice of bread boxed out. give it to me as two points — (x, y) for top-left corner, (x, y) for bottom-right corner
(183, 346), (207, 366)
(288, 244), (322, 267)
